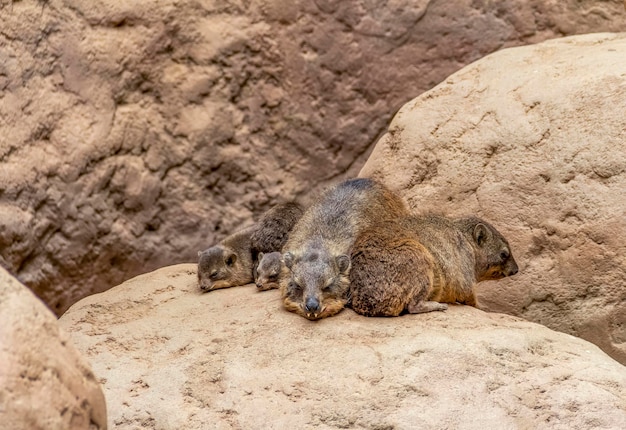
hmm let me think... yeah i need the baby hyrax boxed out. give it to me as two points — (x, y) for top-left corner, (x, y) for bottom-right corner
(197, 225), (256, 292)
(251, 202), (304, 291)
(254, 251), (283, 291)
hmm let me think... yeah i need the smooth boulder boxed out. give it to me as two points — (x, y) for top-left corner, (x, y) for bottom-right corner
(59, 264), (626, 429)
(360, 32), (626, 365)
(0, 267), (107, 430)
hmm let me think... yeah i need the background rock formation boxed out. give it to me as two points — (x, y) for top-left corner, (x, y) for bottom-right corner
(1, 1), (624, 315)
(59, 264), (626, 429)
(0, 266), (107, 430)
(360, 33), (626, 365)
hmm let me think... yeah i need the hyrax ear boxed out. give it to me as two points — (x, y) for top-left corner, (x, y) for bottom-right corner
(283, 252), (294, 269)
(198, 251), (202, 257)
(473, 223), (489, 247)
(257, 252), (265, 261)
(225, 253), (237, 266)
(336, 254), (351, 274)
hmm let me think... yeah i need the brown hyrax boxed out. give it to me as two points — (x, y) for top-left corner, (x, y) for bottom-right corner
(254, 251), (282, 291)
(349, 214), (519, 316)
(250, 201), (304, 257)
(197, 225), (256, 292)
(250, 202), (304, 291)
(280, 178), (409, 320)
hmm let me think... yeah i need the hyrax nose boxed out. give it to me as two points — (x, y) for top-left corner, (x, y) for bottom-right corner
(508, 262), (519, 276)
(305, 296), (321, 313)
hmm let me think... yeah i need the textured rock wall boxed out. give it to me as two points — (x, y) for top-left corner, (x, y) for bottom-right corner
(360, 33), (626, 365)
(1, 0), (624, 314)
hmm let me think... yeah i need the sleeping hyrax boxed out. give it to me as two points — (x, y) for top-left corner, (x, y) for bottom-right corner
(198, 202), (304, 292)
(254, 251), (283, 291)
(251, 202), (304, 291)
(197, 225), (256, 292)
(280, 178), (409, 320)
(349, 214), (519, 316)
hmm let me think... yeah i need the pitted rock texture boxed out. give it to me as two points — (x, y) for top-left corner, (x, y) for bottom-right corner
(1, 1), (625, 315)
(360, 33), (626, 365)
(59, 264), (626, 430)
(0, 267), (107, 430)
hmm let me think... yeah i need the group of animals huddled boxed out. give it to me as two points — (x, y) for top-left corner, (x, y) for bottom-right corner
(197, 178), (519, 320)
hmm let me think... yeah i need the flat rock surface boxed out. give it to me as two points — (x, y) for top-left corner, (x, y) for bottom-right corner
(1, 1), (624, 315)
(60, 264), (626, 430)
(360, 32), (626, 365)
(0, 267), (106, 430)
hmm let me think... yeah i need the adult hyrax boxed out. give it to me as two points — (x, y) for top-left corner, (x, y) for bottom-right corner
(197, 225), (256, 292)
(349, 214), (519, 317)
(280, 178), (409, 320)
(250, 202), (304, 290)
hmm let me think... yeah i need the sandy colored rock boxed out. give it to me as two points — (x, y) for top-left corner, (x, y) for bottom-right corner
(59, 264), (626, 429)
(1, 1), (624, 315)
(360, 33), (626, 365)
(0, 267), (106, 430)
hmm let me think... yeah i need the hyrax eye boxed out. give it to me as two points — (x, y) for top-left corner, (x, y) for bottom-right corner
(500, 250), (510, 260)
(268, 274), (278, 281)
(209, 271), (219, 280)
(288, 281), (302, 292)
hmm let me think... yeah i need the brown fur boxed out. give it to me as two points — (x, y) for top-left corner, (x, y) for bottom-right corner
(280, 178), (409, 320)
(250, 202), (304, 257)
(349, 214), (519, 316)
(254, 251), (282, 291)
(251, 202), (304, 290)
(197, 226), (256, 292)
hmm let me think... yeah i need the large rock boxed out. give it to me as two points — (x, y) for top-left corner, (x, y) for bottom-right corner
(0, 267), (107, 430)
(1, 1), (624, 315)
(59, 264), (626, 429)
(360, 33), (626, 365)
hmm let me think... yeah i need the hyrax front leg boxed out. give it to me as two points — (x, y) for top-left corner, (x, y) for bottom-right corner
(407, 300), (448, 314)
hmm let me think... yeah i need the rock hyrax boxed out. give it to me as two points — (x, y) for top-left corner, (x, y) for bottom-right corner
(254, 251), (282, 291)
(349, 214), (519, 316)
(280, 178), (409, 320)
(197, 225), (256, 292)
(250, 202), (304, 291)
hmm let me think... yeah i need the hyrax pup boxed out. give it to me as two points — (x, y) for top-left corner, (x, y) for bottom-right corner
(348, 214), (518, 316)
(250, 202), (304, 257)
(197, 225), (256, 292)
(250, 202), (304, 291)
(254, 251), (283, 291)
(280, 178), (409, 320)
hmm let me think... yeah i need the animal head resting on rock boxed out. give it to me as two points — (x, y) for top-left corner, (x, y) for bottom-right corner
(454, 216), (518, 281)
(282, 239), (351, 320)
(197, 226), (255, 292)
